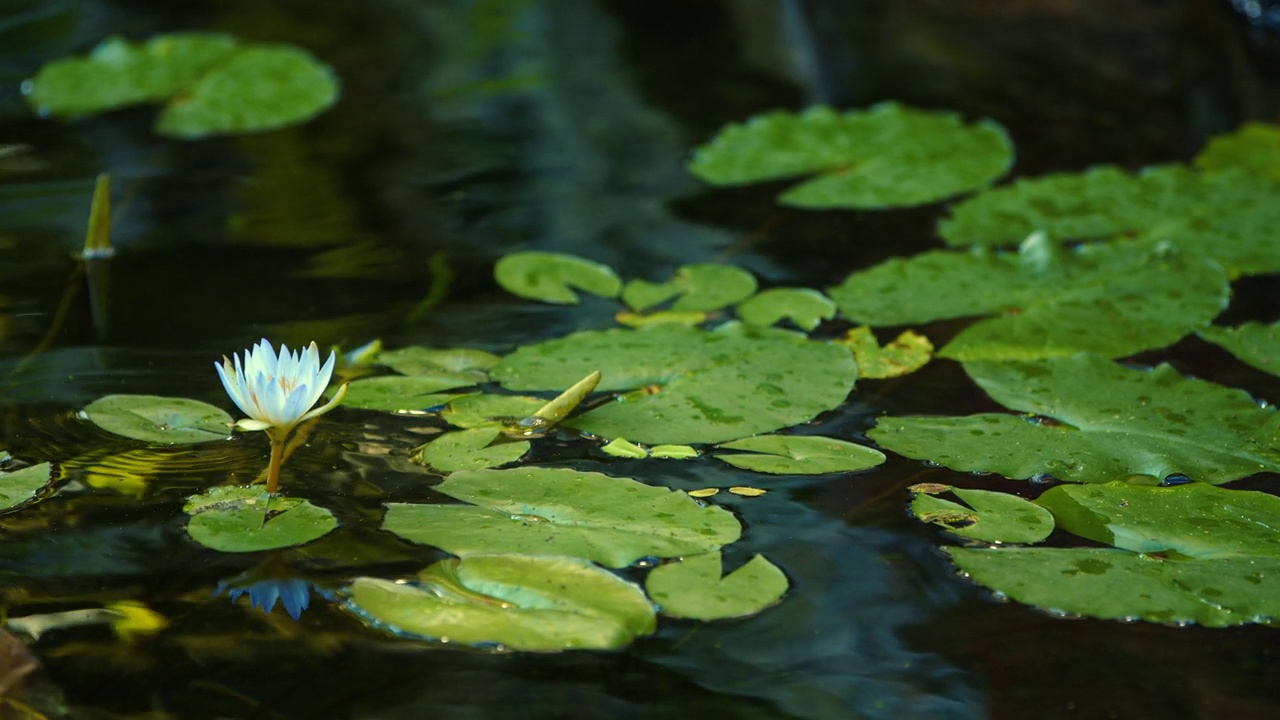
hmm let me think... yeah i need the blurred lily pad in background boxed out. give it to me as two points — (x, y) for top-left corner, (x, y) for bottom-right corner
(80, 394), (232, 445)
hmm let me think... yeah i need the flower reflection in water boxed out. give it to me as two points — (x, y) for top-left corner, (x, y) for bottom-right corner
(214, 556), (334, 621)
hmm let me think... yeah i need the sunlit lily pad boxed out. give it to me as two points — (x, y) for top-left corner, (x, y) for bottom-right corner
(377, 346), (500, 381)
(645, 552), (788, 620)
(1199, 321), (1280, 377)
(184, 486), (337, 553)
(871, 354), (1280, 484)
(440, 394), (546, 429)
(736, 288), (836, 331)
(829, 235), (1228, 361)
(494, 251), (622, 304)
(80, 394), (232, 445)
(1194, 122), (1280, 182)
(381, 467), (741, 568)
(621, 263), (757, 312)
(836, 326), (933, 379)
(714, 434), (885, 475)
(415, 427), (529, 472)
(1, 462), (52, 511)
(948, 547), (1280, 627)
(938, 164), (1280, 276)
(909, 485), (1054, 544)
(689, 103), (1012, 208)
(344, 554), (656, 651)
(341, 376), (471, 412)
(491, 323), (856, 444)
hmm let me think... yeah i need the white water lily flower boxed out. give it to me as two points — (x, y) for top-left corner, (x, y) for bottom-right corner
(215, 339), (347, 435)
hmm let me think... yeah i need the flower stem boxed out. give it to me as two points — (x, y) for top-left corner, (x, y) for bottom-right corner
(266, 431), (287, 494)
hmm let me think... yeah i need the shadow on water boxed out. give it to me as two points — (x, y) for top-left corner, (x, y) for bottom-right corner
(3, 0), (1280, 718)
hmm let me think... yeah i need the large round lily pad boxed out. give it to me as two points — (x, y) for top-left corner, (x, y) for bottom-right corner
(184, 486), (337, 553)
(344, 554), (655, 651)
(645, 552), (788, 620)
(714, 434), (885, 475)
(909, 485), (1054, 544)
(490, 323), (856, 444)
(81, 395), (232, 445)
(381, 467), (741, 568)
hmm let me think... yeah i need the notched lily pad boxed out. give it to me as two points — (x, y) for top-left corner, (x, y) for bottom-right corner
(621, 263), (757, 312)
(184, 485), (337, 553)
(645, 552), (788, 620)
(714, 434), (885, 475)
(837, 326), (933, 378)
(871, 354), (1280, 484)
(344, 554), (655, 651)
(377, 346), (499, 381)
(494, 251), (622, 304)
(689, 102), (1013, 209)
(414, 427), (529, 472)
(80, 394), (232, 445)
(381, 467), (741, 568)
(736, 288), (836, 331)
(910, 486), (1054, 544)
(1, 462), (53, 511)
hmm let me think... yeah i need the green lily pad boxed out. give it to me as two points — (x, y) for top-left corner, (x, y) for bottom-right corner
(440, 394), (547, 429)
(650, 444), (699, 459)
(344, 554), (656, 651)
(1199, 321), (1280, 377)
(377, 346), (500, 381)
(184, 485), (337, 553)
(494, 251), (622, 304)
(938, 164), (1280, 277)
(645, 552), (788, 620)
(837, 327), (933, 379)
(341, 376), (472, 412)
(714, 434), (885, 475)
(1, 462), (52, 511)
(415, 427), (529, 472)
(688, 102), (1013, 209)
(870, 354), (1280, 484)
(736, 288), (836, 331)
(947, 547), (1280, 627)
(26, 33), (338, 138)
(910, 486), (1054, 544)
(621, 263), (758, 312)
(381, 467), (741, 568)
(1194, 122), (1280, 182)
(80, 395), (232, 445)
(1036, 482), (1280, 559)
(491, 323), (856, 444)
(600, 438), (650, 459)
(829, 235), (1228, 361)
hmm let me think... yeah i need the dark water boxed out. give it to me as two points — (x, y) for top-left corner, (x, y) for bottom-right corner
(2, 1), (1280, 718)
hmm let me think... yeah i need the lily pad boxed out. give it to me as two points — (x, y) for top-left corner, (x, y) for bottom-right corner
(494, 251), (622, 304)
(1, 462), (52, 511)
(440, 394), (546, 429)
(938, 164), (1280, 276)
(621, 264), (758, 312)
(341, 376), (472, 412)
(1199, 321), (1280, 377)
(736, 288), (836, 331)
(714, 434), (885, 475)
(870, 354), (1280, 484)
(829, 235), (1228, 361)
(947, 547), (1280, 627)
(344, 554), (655, 651)
(381, 467), (741, 568)
(1194, 122), (1280, 182)
(491, 323), (856, 444)
(1035, 482), (1280, 559)
(837, 326), (933, 379)
(80, 395), (232, 445)
(415, 427), (529, 472)
(909, 486), (1054, 544)
(184, 485), (337, 553)
(645, 552), (788, 620)
(688, 103), (1013, 209)
(377, 346), (500, 381)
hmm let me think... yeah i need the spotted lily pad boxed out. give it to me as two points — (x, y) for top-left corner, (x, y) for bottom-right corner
(1193, 122), (1280, 182)
(381, 467), (741, 568)
(736, 288), (836, 331)
(1199, 321), (1280, 377)
(870, 354), (1280, 484)
(909, 485), (1054, 544)
(829, 235), (1228, 361)
(184, 485), (338, 553)
(645, 552), (788, 620)
(491, 323), (856, 444)
(341, 376), (471, 412)
(415, 427), (529, 472)
(80, 395), (232, 445)
(344, 554), (655, 651)
(836, 327), (933, 379)
(440, 394), (546, 429)
(621, 264), (757, 312)
(714, 435), (885, 475)
(1, 462), (52, 511)
(689, 103), (1012, 209)
(494, 251), (622, 304)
